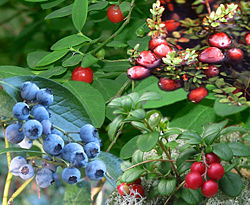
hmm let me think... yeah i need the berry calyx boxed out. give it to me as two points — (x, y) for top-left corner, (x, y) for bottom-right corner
(153, 44), (173, 57)
(164, 20), (180, 32)
(72, 67), (93, 83)
(205, 153), (221, 165)
(136, 51), (160, 69)
(208, 32), (231, 49)
(107, 5), (124, 23)
(198, 47), (224, 63)
(158, 78), (181, 91)
(227, 48), (244, 61)
(204, 65), (220, 78)
(149, 37), (168, 50)
(191, 162), (206, 175)
(117, 182), (129, 196)
(188, 87), (208, 103)
(207, 163), (224, 180)
(127, 66), (151, 80)
(201, 180), (219, 197)
(245, 33), (250, 45)
(130, 184), (144, 198)
(185, 172), (204, 190)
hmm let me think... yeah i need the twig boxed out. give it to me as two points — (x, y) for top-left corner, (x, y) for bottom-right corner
(106, 123), (125, 152)
(205, 0), (211, 15)
(164, 181), (185, 205)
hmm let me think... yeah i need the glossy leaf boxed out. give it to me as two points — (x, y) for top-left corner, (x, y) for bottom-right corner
(45, 4), (73, 20)
(81, 54), (98, 67)
(158, 178), (176, 196)
(0, 90), (16, 118)
(72, 0), (88, 32)
(120, 167), (146, 183)
(212, 142), (233, 161)
(228, 142), (250, 157)
(120, 136), (139, 159)
(137, 132), (160, 152)
(0, 66), (32, 78)
(178, 130), (202, 145)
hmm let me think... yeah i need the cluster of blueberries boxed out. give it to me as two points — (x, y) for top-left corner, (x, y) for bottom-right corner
(6, 81), (106, 188)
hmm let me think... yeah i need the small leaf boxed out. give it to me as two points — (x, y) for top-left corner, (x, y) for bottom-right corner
(62, 54), (83, 67)
(158, 178), (176, 196)
(212, 142), (233, 161)
(27, 51), (50, 69)
(0, 90), (16, 118)
(108, 115), (124, 140)
(220, 126), (249, 135)
(228, 142), (250, 157)
(120, 167), (146, 183)
(81, 54), (98, 67)
(88, 1), (108, 11)
(129, 109), (145, 120)
(181, 188), (202, 205)
(45, 4), (72, 20)
(137, 132), (160, 152)
(120, 136), (139, 159)
(39, 66), (67, 78)
(36, 50), (68, 67)
(41, 0), (65, 9)
(178, 130), (202, 145)
(137, 92), (161, 103)
(106, 40), (127, 48)
(0, 66), (32, 78)
(132, 150), (144, 164)
(146, 110), (162, 128)
(72, 0), (88, 32)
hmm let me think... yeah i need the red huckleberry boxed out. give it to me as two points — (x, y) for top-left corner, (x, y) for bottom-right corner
(245, 33), (250, 45)
(164, 20), (180, 32)
(107, 5), (124, 23)
(136, 51), (160, 69)
(129, 184), (144, 198)
(72, 67), (93, 83)
(201, 180), (219, 198)
(191, 162), (206, 175)
(207, 163), (225, 180)
(188, 87), (208, 103)
(153, 44), (173, 57)
(208, 32), (232, 49)
(227, 48), (244, 61)
(117, 182), (129, 196)
(149, 37), (168, 50)
(127, 66), (151, 80)
(185, 172), (204, 190)
(205, 153), (221, 165)
(158, 78), (181, 91)
(198, 47), (224, 64)
(205, 65), (220, 78)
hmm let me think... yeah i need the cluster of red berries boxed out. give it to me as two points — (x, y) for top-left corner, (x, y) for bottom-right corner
(185, 152), (225, 198)
(117, 178), (144, 198)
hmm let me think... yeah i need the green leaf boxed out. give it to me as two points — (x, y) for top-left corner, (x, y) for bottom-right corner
(0, 147), (44, 155)
(39, 66), (67, 78)
(137, 92), (161, 103)
(120, 136), (139, 159)
(45, 4), (72, 20)
(212, 142), (233, 161)
(41, 0), (65, 9)
(0, 90), (16, 118)
(25, 0), (47, 2)
(219, 172), (243, 197)
(228, 142), (250, 157)
(119, 1), (130, 15)
(137, 132), (160, 152)
(146, 110), (162, 128)
(132, 150), (144, 164)
(27, 51), (51, 70)
(62, 54), (83, 67)
(120, 167), (146, 183)
(158, 178), (176, 196)
(102, 61), (130, 72)
(36, 50), (68, 67)
(51, 34), (91, 50)
(158, 161), (172, 175)
(81, 54), (98, 67)
(176, 148), (196, 168)
(178, 131), (202, 145)
(220, 126), (249, 135)
(63, 81), (105, 128)
(181, 188), (202, 205)
(108, 115), (124, 140)
(88, 1), (108, 11)
(72, 0), (88, 32)
(0, 66), (32, 78)
(106, 40), (127, 48)
(128, 109), (145, 120)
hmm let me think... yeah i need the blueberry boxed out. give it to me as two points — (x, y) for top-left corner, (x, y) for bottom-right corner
(18, 136), (33, 149)
(80, 124), (100, 143)
(84, 142), (100, 159)
(61, 143), (84, 162)
(41, 120), (52, 136)
(70, 150), (88, 168)
(85, 160), (106, 181)
(42, 155), (57, 172)
(21, 81), (39, 101)
(9, 156), (27, 176)
(31, 104), (49, 122)
(6, 124), (24, 144)
(19, 164), (34, 180)
(12, 102), (30, 120)
(51, 129), (63, 137)
(23, 120), (43, 140)
(36, 168), (54, 188)
(43, 134), (64, 156)
(36, 88), (54, 106)
(62, 167), (81, 184)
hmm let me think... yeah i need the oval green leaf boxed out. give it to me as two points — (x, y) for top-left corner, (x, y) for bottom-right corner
(137, 131), (160, 152)
(158, 178), (176, 196)
(72, 0), (88, 32)
(212, 142), (233, 161)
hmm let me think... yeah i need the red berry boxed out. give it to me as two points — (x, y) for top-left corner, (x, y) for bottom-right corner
(205, 65), (219, 78)
(128, 178), (142, 186)
(107, 5), (124, 23)
(201, 180), (219, 197)
(191, 162), (206, 175)
(207, 163), (224, 180)
(158, 78), (181, 91)
(208, 32), (231, 49)
(149, 37), (168, 50)
(205, 153), (221, 165)
(129, 184), (144, 198)
(245, 33), (250, 45)
(188, 87), (208, 103)
(164, 20), (180, 32)
(117, 182), (129, 196)
(136, 51), (160, 69)
(153, 44), (173, 57)
(198, 47), (224, 64)
(127, 66), (151, 80)
(227, 48), (244, 61)
(185, 172), (204, 190)
(72, 67), (93, 83)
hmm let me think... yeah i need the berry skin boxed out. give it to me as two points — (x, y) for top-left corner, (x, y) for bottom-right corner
(158, 78), (181, 91)
(41, 120), (52, 136)
(208, 32), (231, 49)
(127, 66), (151, 80)
(13, 102), (30, 120)
(80, 124), (100, 143)
(136, 51), (161, 69)
(205, 65), (219, 78)
(128, 178), (142, 186)
(205, 153), (221, 165)
(185, 172), (204, 190)
(19, 164), (34, 180)
(36, 168), (54, 188)
(70, 150), (88, 168)
(62, 143), (84, 162)
(130, 184), (144, 198)
(84, 142), (100, 159)
(188, 87), (208, 103)
(117, 183), (130, 196)
(149, 37), (168, 50)
(107, 5), (124, 23)
(245, 33), (250, 45)
(207, 163), (224, 180)
(9, 156), (27, 176)
(85, 160), (106, 181)
(6, 124), (24, 144)
(71, 67), (93, 83)
(18, 136), (33, 149)
(31, 104), (50, 122)
(23, 119), (43, 140)
(21, 81), (39, 101)
(198, 47), (224, 63)
(43, 134), (64, 156)
(164, 20), (180, 32)
(191, 162), (206, 175)
(36, 88), (54, 106)
(201, 180), (218, 197)
(153, 44), (173, 57)
(227, 48), (244, 61)
(62, 167), (81, 184)
(51, 128), (63, 137)
(42, 155), (57, 172)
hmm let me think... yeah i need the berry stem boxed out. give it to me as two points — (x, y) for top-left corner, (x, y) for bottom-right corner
(52, 125), (76, 142)
(164, 181), (185, 205)
(26, 156), (66, 167)
(202, 150), (208, 181)
(106, 122), (125, 152)
(205, 0), (211, 15)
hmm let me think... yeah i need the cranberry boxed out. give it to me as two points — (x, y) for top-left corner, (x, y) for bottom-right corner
(71, 66), (93, 83)
(227, 48), (244, 61)
(117, 182), (129, 196)
(208, 32), (231, 49)
(127, 66), (151, 80)
(164, 20), (180, 32)
(205, 65), (219, 78)
(153, 44), (173, 57)
(129, 184), (144, 198)
(158, 78), (181, 91)
(201, 180), (219, 197)
(107, 5), (124, 23)
(188, 87), (208, 103)
(149, 37), (168, 50)
(205, 153), (221, 165)
(245, 33), (250, 45)
(128, 178), (142, 186)
(198, 47), (224, 63)
(207, 163), (224, 180)
(191, 162), (206, 175)
(136, 51), (160, 69)
(185, 172), (204, 190)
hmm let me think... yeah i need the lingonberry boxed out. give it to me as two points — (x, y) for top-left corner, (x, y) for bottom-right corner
(208, 32), (231, 49)
(127, 66), (151, 80)
(136, 51), (160, 69)
(205, 153), (221, 165)
(245, 33), (250, 45)
(117, 182), (129, 196)
(153, 44), (173, 57)
(205, 65), (220, 78)
(128, 178), (142, 186)
(107, 5), (124, 23)
(185, 172), (204, 190)
(158, 78), (181, 91)
(191, 162), (206, 175)
(149, 37), (168, 50)
(129, 184), (144, 198)
(198, 47), (224, 64)
(188, 87), (208, 103)
(227, 48), (244, 61)
(164, 20), (180, 32)
(207, 163), (224, 180)
(72, 66), (93, 83)
(201, 180), (219, 198)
